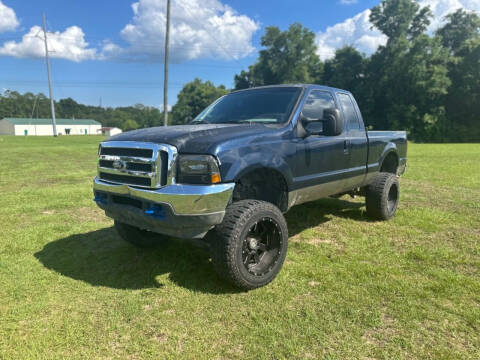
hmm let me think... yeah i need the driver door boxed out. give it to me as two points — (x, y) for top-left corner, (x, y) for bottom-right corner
(293, 90), (350, 202)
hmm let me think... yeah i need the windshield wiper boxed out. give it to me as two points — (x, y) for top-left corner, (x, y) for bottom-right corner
(190, 120), (210, 125)
(215, 119), (257, 124)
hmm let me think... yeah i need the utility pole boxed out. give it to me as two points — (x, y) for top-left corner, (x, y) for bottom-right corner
(42, 13), (57, 137)
(163, 0), (171, 127)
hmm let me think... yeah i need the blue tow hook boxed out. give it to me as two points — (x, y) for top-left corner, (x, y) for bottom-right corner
(144, 204), (165, 220)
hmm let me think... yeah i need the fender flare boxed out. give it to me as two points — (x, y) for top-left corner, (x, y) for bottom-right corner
(378, 143), (399, 171)
(223, 152), (293, 191)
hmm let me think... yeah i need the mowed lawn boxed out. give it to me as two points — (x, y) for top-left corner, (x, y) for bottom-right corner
(0, 136), (479, 360)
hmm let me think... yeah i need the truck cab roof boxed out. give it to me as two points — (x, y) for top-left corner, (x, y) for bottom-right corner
(231, 84), (352, 95)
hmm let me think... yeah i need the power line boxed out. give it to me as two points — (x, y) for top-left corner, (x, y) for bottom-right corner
(0, 80), (186, 88)
(0, 61), (248, 70)
(0, 34), (258, 56)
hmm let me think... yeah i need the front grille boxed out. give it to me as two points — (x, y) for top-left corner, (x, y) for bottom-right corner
(100, 147), (153, 158)
(97, 142), (175, 188)
(99, 172), (152, 187)
(99, 159), (153, 173)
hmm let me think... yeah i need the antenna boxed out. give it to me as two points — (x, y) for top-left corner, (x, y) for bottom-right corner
(163, 0), (171, 127)
(42, 13), (57, 137)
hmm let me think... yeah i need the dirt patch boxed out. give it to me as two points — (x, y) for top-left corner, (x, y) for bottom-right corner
(152, 333), (168, 343)
(63, 206), (108, 223)
(291, 233), (345, 251)
(362, 310), (398, 347)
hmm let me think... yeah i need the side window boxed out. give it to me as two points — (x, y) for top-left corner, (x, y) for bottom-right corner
(302, 90), (336, 120)
(337, 93), (360, 129)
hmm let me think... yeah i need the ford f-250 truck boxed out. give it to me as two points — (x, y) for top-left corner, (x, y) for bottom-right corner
(93, 84), (407, 290)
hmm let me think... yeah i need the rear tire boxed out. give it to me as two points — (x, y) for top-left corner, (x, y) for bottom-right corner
(114, 221), (168, 248)
(366, 172), (400, 220)
(211, 200), (288, 291)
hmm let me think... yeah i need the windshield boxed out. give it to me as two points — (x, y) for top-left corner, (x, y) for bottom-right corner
(193, 87), (302, 125)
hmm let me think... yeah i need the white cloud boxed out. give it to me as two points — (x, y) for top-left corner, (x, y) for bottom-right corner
(102, 0), (259, 62)
(159, 103), (172, 112)
(0, 25), (98, 62)
(316, 0), (480, 60)
(315, 9), (387, 60)
(339, 0), (359, 4)
(0, 0), (19, 32)
(421, 0), (480, 30)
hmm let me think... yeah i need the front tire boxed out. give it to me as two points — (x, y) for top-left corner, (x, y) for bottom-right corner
(114, 221), (168, 248)
(211, 200), (288, 290)
(366, 172), (400, 220)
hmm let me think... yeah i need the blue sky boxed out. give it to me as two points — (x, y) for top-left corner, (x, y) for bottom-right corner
(0, 0), (478, 108)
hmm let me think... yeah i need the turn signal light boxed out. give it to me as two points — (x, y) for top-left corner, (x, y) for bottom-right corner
(211, 173), (221, 184)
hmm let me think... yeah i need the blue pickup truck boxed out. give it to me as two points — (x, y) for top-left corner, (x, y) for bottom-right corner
(93, 84), (407, 290)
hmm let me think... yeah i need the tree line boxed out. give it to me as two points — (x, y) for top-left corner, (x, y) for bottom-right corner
(231, 0), (480, 142)
(0, 90), (164, 131)
(1, 0), (478, 142)
(173, 0), (480, 142)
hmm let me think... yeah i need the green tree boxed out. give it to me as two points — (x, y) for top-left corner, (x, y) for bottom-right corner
(234, 23), (323, 89)
(322, 46), (368, 112)
(437, 10), (480, 141)
(367, 0), (450, 140)
(437, 9), (480, 56)
(171, 78), (228, 125)
(0, 90), (164, 131)
(370, 0), (432, 41)
(123, 119), (139, 131)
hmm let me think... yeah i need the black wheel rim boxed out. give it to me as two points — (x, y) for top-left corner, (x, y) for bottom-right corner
(242, 217), (282, 276)
(387, 183), (399, 214)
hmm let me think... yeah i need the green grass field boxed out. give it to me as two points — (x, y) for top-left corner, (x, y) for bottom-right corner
(0, 136), (479, 359)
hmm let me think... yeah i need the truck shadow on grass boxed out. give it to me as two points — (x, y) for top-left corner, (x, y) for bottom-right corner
(286, 197), (368, 236)
(35, 197), (366, 293)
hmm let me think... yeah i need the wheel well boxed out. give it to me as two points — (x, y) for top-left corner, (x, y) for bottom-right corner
(381, 152), (398, 174)
(233, 168), (288, 212)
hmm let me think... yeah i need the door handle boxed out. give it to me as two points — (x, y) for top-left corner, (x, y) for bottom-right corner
(344, 139), (350, 155)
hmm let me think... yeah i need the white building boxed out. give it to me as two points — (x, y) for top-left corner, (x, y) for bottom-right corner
(99, 127), (123, 137)
(0, 118), (101, 136)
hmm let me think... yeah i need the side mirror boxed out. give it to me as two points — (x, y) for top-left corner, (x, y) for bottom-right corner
(304, 120), (323, 136)
(323, 108), (343, 136)
(301, 108), (343, 137)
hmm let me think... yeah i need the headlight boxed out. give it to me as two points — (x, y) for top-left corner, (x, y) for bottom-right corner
(177, 155), (221, 184)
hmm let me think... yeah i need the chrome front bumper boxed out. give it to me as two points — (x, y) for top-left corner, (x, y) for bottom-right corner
(93, 178), (235, 238)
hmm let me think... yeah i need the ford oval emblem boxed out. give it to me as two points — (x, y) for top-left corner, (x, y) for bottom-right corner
(112, 160), (126, 170)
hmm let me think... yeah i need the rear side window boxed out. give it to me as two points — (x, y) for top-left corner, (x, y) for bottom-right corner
(337, 93), (360, 129)
(302, 90), (336, 120)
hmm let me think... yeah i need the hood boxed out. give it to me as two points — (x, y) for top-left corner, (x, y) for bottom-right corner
(106, 124), (275, 154)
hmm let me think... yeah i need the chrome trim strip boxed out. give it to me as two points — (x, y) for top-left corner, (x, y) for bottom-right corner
(288, 181), (344, 208)
(99, 155), (154, 164)
(98, 167), (154, 178)
(288, 174), (366, 208)
(98, 141), (178, 188)
(293, 165), (366, 183)
(94, 177), (235, 215)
